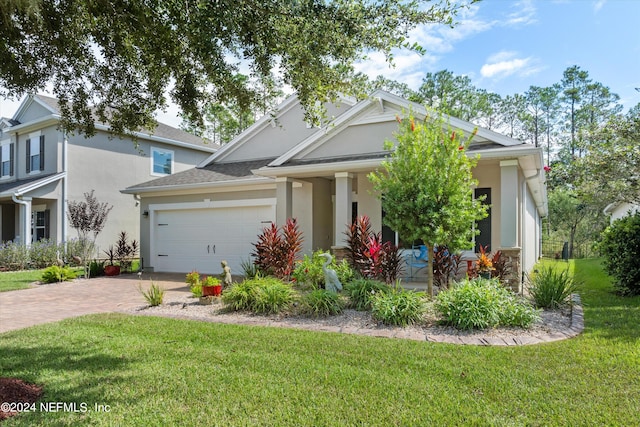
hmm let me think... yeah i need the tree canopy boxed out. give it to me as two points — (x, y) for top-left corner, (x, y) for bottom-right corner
(369, 112), (487, 295)
(0, 0), (462, 137)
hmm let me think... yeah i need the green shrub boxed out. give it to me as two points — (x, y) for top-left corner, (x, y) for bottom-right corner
(299, 289), (345, 317)
(435, 278), (540, 330)
(292, 250), (355, 289)
(370, 287), (426, 327)
(527, 266), (578, 308)
(222, 279), (261, 311)
(41, 265), (78, 283)
(600, 212), (640, 295)
(29, 239), (62, 269)
(138, 281), (164, 306)
(252, 280), (294, 314)
(90, 259), (105, 277)
(0, 241), (29, 271)
(223, 276), (294, 314)
(344, 278), (390, 311)
(239, 258), (259, 279)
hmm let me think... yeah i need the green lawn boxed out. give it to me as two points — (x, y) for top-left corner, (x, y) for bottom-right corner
(0, 270), (44, 292)
(1, 259), (639, 426)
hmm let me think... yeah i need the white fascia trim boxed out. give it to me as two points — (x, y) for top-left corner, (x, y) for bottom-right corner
(4, 115), (60, 134)
(603, 202), (620, 216)
(121, 176), (274, 195)
(254, 158), (384, 177)
(1, 171), (67, 197)
(149, 197), (276, 213)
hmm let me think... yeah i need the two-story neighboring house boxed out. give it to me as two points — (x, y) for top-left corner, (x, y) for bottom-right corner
(0, 94), (217, 256)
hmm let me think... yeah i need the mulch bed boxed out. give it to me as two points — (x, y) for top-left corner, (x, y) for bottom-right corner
(0, 377), (43, 421)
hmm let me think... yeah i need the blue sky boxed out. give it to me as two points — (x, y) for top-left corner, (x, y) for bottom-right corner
(2, 0), (638, 127)
(355, 0), (640, 111)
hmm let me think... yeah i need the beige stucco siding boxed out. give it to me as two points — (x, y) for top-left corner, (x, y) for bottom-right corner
(66, 132), (210, 253)
(472, 160), (501, 252)
(296, 121), (395, 160)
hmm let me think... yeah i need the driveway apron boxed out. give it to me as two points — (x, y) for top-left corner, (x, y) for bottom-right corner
(0, 273), (187, 333)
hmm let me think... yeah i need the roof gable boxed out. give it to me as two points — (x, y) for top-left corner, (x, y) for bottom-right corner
(267, 90), (526, 167)
(199, 94), (357, 166)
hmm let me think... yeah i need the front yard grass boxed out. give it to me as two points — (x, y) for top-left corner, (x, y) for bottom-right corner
(0, 259), (638, 426)
(0, 270), (45, 292)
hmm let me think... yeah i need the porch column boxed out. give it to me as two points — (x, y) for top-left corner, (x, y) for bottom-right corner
(12, 195), (32, 245)
(499, 160), (521, 291)
(333, 172), (353, 247)
(275, 177), (293, 225)
(500, 160), (519, 248)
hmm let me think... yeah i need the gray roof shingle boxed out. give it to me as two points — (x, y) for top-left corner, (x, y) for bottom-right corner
(126, 158), (277, 191)
(33, 94), (214, 149)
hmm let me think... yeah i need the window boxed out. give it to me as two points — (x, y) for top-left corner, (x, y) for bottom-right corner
(32, 210), (50, 241)
(474, 188), (491, 252)
(0, 142), (13, 178)
(151, 147), (173, 176)
(26, 135), (44, 173)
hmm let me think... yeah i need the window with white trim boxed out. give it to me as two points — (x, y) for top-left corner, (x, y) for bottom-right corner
(0, 142), (13, 178)
(26, 135), (44, 173)
(151, 147), (174, 176)
(31, 209), (50, 241)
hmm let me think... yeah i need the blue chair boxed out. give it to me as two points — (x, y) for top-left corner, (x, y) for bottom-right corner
(406, 244), (428, 279)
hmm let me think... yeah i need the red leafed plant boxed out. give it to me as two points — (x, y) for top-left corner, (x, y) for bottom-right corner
(345, 215), (403, 283)
(252, 218), (303, 280)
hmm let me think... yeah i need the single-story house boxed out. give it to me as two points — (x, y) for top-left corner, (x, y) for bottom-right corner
(123, 90), (548, 285)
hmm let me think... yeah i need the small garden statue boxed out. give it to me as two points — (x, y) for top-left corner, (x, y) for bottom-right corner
(221, 260), (232, 287)
(320, 253), (342, 292)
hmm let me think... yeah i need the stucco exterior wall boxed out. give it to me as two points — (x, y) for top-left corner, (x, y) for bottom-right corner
(66, 132), (211, 253)
(522, 179), (539, 273)
(472, 160), (501, 253)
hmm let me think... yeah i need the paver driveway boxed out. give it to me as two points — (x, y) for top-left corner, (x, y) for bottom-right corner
(0, 273), (187, 333)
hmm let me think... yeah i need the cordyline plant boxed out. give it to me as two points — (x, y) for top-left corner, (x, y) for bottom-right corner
(344, 215), (403, 284)
(252, 218), (303, 280)
(369, 111), (487, 296)
(66, 190), (112, 278)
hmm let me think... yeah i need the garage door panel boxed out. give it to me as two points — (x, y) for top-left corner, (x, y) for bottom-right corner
(153, 205), (273, 274)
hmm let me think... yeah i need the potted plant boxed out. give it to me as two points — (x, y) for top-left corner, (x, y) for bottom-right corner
(186, 271), (202, 297)
(115, 231), (139, 273)
(475, 246), (494, 279)
(103, 246), (121, 276)
(201, 276), (222, 297)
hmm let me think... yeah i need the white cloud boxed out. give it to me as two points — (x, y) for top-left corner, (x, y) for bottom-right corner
(480, 51), (539, 79)
(505, 0), (537, 26)
(594, 0), (606, 12)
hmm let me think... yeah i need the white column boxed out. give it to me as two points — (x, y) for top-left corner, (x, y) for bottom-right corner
(500, 160), (519, 248)
(275, 177), (293, 225)
(333, 172), (353, 247)
(12, 195), (32, 245)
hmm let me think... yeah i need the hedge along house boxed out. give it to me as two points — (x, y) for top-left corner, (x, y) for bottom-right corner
(0, 94), (217, 254)
(123, 90), (548, 286)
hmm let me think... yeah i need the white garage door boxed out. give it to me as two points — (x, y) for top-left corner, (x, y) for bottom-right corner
(153, 204), (274, 275)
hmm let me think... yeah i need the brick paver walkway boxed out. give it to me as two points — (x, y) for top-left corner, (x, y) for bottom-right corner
(0, 273), (187, 333)
(0, 274), (584, 345)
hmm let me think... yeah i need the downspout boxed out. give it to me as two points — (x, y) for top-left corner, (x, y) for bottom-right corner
(11, 194), (32, 245)
(62, 132), (68, 246)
